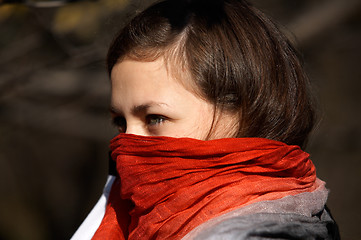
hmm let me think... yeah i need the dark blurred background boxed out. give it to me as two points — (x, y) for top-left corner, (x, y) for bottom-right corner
(0, 0), (360, 239)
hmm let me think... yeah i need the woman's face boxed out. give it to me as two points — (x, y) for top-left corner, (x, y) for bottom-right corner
(110, 58), (236, 140)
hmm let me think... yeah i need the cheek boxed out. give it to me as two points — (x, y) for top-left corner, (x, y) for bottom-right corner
(208, 111), (239, 140)
(158, 110), (213, 140)
(159, 123), (205, 139)
(183, 106), (215, 140)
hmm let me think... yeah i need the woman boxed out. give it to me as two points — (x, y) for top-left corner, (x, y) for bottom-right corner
(72, 0), (340, 239)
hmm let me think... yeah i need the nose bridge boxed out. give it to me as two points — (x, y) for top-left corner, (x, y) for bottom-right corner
(125, 122), (148, 136)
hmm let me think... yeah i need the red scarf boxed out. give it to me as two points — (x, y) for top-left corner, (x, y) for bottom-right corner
(92, 134), (317, 239)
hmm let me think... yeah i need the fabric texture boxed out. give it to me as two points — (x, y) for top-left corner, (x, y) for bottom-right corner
(183, 181), (340, 239)
(192, 209), (336, 240)
(91, 133), (322, 239)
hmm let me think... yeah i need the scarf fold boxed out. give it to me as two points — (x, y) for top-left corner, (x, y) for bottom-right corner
(92, 133), (318, 240)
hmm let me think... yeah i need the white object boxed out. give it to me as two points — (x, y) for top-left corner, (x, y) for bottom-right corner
(70, 175), (115, 240)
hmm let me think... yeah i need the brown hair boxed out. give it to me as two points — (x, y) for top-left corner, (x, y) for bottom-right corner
(107, 0), (316, 148)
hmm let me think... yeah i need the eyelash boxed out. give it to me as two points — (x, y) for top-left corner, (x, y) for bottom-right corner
(146, 114), (167, 126)
(111, 114), (167, 132)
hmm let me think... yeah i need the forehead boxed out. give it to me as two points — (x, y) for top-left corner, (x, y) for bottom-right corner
(110, 59), (202, 110)
(111, 59), (172, 90)
(111, 57), (200, 94)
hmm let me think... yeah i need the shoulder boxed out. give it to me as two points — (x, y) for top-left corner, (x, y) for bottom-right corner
(191, 208), (340, 240)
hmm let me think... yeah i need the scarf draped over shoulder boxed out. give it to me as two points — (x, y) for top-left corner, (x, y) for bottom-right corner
(92, 133), (319, 239)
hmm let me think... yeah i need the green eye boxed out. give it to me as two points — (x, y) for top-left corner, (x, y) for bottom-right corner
(147, 115), (166, 126)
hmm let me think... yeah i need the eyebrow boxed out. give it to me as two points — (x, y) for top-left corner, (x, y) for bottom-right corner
(109, 102), (169, 115)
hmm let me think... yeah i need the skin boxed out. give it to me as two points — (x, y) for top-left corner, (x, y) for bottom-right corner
(110, 58), (237, 140)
